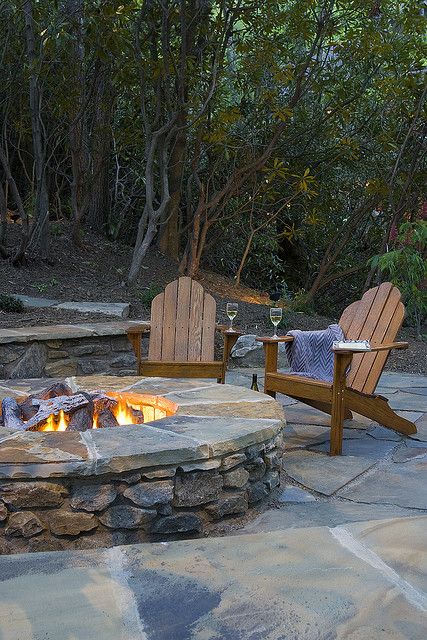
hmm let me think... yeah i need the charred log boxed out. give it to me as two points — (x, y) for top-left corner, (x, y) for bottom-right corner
(1, 398), (26, 431)
(97, 408), (119, 429)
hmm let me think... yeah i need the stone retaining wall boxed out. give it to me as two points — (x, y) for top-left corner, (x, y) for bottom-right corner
(0, 322), (149, 379)
(0, 433), (283, 554)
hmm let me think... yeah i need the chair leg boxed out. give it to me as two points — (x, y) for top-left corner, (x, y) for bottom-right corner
(330, 352), (352, 455)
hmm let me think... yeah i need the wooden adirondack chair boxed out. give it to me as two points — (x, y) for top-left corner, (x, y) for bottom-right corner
(127, 277), (242, 382)
(257, 282), (417, 455)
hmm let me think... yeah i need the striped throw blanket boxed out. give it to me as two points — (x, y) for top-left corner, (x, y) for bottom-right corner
(284, 324), (345, 382)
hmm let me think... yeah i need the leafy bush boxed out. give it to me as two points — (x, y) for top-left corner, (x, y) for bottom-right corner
(139, 283), (163, 307)
(0, 294), (25, 313)
(369, 220), (427, 336)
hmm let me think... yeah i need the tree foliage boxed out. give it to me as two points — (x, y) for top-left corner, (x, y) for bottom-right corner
(0, 0), (425, 319)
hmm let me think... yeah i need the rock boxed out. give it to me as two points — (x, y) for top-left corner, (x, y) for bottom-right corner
(173, 471), (223, 507)
(99, 505), (156, 530)
(0, 501), (7, 521)
(246, 457), (267, 482)
(5, 511), (44, 538)
(178, 459), (221, 472)
(0, 482), (67, 508)
(222, 467), (249, 489)
(9, 343), (47, 379)
(0, 539), (11, 554)
(230, 334), (288, 368)
(45, 359), (78, 377)
(49, 512), (98, 536)
(124, 481), (174, 508)
(221, 453), (246, 471)
(120, 472), (142, 484)
(70, 484), (117, 512)
(142, 468), (176, 479)
(110, 354), (136, 369)
(264, 451), (280, 469)
(263, 471), (280, 491)
(55, 301), (130, 318)
(47, 350), (69, 360)
(245, 443), (265, 460)
(247, 481), (269, 504)
(150, 513), (203, 535)
(28, 537), (66, 553)
(205, 493), (248, 520)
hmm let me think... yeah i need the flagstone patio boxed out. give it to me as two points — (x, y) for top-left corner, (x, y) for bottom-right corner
(0, 369), (426, 638)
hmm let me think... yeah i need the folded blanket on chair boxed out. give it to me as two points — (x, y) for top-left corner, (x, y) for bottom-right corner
(285, 324), (345, 382)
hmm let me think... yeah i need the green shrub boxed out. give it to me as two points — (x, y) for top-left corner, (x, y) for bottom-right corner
(139, 283), (163, 307)
(0, 294), (25, 313)
(369, 220), (427, 337)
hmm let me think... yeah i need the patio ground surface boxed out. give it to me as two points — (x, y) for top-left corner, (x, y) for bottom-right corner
(0, 370), (426, 639)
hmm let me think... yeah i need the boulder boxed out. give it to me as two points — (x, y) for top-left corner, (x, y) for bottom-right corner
(173, 471), (223, 507)
(0, 482), (67, 509)
(230, 334), (289, 368)
(5, 512), (44, 538)
(205, 493), (248, 520)
(150, 513), (203, 535)
(49, 512), (98, 536)
(70, 484), (117, 512)
(222, 467), (249, 489)
(124, 481), (174, 508)
(99, 505), (156, 530)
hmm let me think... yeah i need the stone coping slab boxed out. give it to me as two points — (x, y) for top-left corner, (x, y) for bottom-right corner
(0, 376), (284, 479)
(0, 321), (149, 345)
(14, 295), (130, 318)
(0, 516), (425, 639)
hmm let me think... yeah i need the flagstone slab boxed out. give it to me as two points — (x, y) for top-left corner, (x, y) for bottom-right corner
(242, 501), (425, 533)
(409, 414), (427, 442)
(278, 486), (316, 503)
(368, 425), (403, 441)
(284, 403), (374, 429)
(378, 372), (427, 388)
(383, 392), (427, 413)
(14, 294), (58, 308)
(282, 449), (376, 495)
(337, 459), (427, 510)
(55, 301), (130, 318)
(1, 518), (426, 640)
(150, 415), (282, 457)
(164, 384), (271, 405)
(283, 424), (364, 449)
(309, 433), (397, 459)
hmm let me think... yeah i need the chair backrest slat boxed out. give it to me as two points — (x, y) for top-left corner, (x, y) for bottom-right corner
(339, 282), (404, 394)
(148, 277), (217, 363)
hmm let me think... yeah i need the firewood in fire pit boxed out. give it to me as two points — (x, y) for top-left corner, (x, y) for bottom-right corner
(25, 394), (89, 431)
(20, 382), (74, 420)
(1, 398), (26, 431)
(97, 408), (120, 429)
(68, 405), (94, 432)
(129, 407), (144, 424)
(91, 392), (118, 413)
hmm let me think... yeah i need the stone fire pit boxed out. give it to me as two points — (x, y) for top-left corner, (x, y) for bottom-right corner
(0, 376), (285, 554)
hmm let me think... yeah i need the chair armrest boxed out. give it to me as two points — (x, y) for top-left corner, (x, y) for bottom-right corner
(126, 323), (151, 336)
(333, 341), (408, 354)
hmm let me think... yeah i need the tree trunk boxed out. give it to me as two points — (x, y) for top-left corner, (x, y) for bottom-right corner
(22, 0), (50, 260)
(87, 63), (113, 232)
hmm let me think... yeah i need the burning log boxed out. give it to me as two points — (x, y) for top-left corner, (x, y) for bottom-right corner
(130, 407), (144, 424)
(97, 408), (119, 429)
(1, 398), (26, 431)
(20, 382), (74, 420)
(68, 405), (94, 432)
(25, 394), (89, 431)
(91, 392), (118, 413)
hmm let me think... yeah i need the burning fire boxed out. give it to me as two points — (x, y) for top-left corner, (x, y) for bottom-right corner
(38, 393), (166, 432)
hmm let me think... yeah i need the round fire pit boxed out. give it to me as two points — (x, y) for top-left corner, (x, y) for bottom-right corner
(0, 375), (285, 554)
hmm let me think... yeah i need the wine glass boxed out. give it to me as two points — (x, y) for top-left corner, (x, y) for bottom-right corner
(270, 307), (282, 339)
(226, 303), (238, 331)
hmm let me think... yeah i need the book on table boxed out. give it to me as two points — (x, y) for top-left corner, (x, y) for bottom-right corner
(332, 340), (371, 351)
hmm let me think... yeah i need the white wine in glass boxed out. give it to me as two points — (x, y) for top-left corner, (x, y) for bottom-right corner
(226, 303), (238, 331)
(270, 307), (282, 339)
